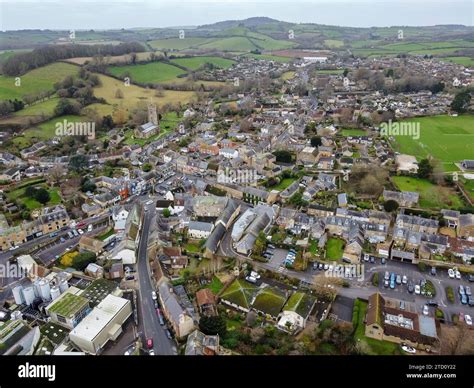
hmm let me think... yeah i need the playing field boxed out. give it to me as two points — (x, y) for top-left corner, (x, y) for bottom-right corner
(170, 56), (235, 70)
(0, 62), (79, 100)
(107, 62), (186, 84)
(392, 115), (474, 171)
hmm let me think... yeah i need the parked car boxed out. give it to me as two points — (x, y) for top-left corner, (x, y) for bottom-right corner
(402, 275), (408, 284)
(384, 271), (390, 280)
(381, 258), (386, 265)
(427, 300), (438, 307)
(401, 345), (416, 354)
(468, 274), (474, 283)
(399, 301), (405, 310)
(431, 267), (437, 276)
(324, 264), (329, 270)
(370, 256), (375, 264)
(384, 280), (389, 288)
(149, 349), (155, 356)
(415, 285), (421, 295)
(407, 283), (414, 293)
(459, 285), (465, 296)
(146, 338), (153, 349)
(454, 268), (461, 279)
(165, 329), (172, 340)
(448, 268), (455, 279)
(423, 305), (429, 316)
(468, 297), (474, 307)
(151, 291), (157, 300)
(318, 263), (324, 270)
(390, 279), (395, 289)
(461, 294), (468, 305)
(465, 314), (472, 326)
(245, 276), (257, 284)
(465, 286), (472, 296)
(396, 275), (402, 285)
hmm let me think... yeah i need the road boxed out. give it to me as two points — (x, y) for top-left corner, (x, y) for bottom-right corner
(136, 202), (176, 355)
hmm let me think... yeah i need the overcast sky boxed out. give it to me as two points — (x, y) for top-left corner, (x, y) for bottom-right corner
(0, 0), (472, 31)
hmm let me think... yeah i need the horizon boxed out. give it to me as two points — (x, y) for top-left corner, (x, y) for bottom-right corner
(0, 0), (472, 31)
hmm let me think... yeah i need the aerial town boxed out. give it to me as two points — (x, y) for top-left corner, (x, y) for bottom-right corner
(0, 12), (473, 362)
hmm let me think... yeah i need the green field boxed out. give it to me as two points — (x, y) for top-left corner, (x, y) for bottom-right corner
(324, 39), (344, 48)
(392, 176), (464, 209)
(340, 129), (367, 136)
(199, 36), (259, 51)
(171, 56), (235, 70)
(392, 115), (474, 171)
(107, 61), (186, 84)
(148, 37), (216, 50)
(13, 97), (66, 117)
(441, 56), (474, 67)
(0, 62), (78, 100)
(271, 177), (297, 191)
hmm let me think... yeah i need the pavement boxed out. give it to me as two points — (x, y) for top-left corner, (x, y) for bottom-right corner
(136, 201), (176, 355)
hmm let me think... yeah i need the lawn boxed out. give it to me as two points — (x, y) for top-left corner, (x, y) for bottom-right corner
(352, 299), (401, 355)
(392, 176), (464, 209)
(6, 180), (61, 210)
(0, 62), (79, 100)
(97, 229), (115, 241)
(13, 97), (63, 117)
(107, 61), (186, 84)
(206, 276), (224, 295)
(442, 56), (474, 68)
(325, 238), (344, 261)
(184, 242), (201, 253)
(171, 56), (235, 70)
(220, 279), (258, 310)
(340, 128), (367, 136)
(271, 177), (296, 191)
(391, 115), (474, 171)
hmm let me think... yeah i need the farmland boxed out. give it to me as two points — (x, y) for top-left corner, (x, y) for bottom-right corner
(107, 61), (186, 84)
(391, 115), (474, 171)
(92, 74), (196, 112)
(148, 37), (216, 50)
(0, 62), (78, 100)
(170, 56), (235, 70)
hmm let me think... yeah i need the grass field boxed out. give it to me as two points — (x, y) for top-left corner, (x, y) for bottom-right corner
(271, 177), (296, 191)
(392, 176), (464, 209)
(441, 56), (474, 67)
(391, 115), (474, 171)
(341, 128), (367, 136)
(199, 36), (259, 51)
(92, 74), (195, 112)
(148, 37), (216, 50)
(325, 238), (345, 261)
(324, 39), (344, 48)
(170, 56), (235, 70)
(0, 62), (78, 100)
(107, 61), (186, 84)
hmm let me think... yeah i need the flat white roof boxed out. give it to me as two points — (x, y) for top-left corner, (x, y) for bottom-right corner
(70, 294), (130, 342)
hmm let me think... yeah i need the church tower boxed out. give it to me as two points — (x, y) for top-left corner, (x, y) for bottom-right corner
(148, 102), (158, 125)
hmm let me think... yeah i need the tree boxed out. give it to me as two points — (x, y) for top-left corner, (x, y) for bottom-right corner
(69, 154), (89, 172)
(72, 251), (96, 271)
(450, 90), (471, 114)
(60, 251), (78, 267)
(34, 188), (51, 204)
(310, 136), (322, 147)
(383, 199), (399, 212)
(199, 315), (227, 337)
(162, 208), (171, 218)
(54, 98), (81, 116)
(418, 158), (433, 179)
(273, 150), (294, 163)
(142, 163), (152, 172)
(115, 88), (124, 99)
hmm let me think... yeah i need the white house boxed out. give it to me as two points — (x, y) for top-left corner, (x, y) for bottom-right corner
(188, 221), (214, 239)
(219, 148), (239, 159)
(277, 292), (316, 334)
